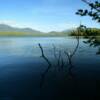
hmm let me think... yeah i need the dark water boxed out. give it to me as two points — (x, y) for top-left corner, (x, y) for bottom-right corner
(0, 37), (100, 100)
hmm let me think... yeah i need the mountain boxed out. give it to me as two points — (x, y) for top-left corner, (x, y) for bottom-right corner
(47, 30), (72, 36)
(0, 24), (71, 37)
(0, 24), (46, 36)
(0, 24), (43, 33)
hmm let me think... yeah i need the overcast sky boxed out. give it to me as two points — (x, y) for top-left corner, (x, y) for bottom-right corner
(0, 0), (99, 32)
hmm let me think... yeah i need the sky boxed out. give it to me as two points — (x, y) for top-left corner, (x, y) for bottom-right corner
(0, 0), (99, 32)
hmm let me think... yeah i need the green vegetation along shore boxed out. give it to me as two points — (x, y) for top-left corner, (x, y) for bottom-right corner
(0, 24), (70, 37)
(0, 31), (70, 37)
(0, 24), (100, 37)
(70, 28), (100, 37)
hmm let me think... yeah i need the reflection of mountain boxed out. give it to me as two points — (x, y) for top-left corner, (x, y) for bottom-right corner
(0, 24), (71, 37)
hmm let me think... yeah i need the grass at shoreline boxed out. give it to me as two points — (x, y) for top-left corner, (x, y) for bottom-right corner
(0, 32), (40, 37)
(0, 31), (100, 37)
(0, 31), (69, 37)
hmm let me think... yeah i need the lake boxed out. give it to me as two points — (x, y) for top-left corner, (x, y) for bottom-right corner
(0, 37), (100, 99)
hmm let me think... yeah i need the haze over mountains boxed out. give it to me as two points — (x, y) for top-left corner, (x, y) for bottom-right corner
(0, 24), (43, 33)
(0, 24), (70, 37)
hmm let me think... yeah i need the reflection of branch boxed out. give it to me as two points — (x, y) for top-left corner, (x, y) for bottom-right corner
(40, 66), (51, 88)
(38, 43), (52, 88)
(57, 50), (61, 66)
(64, 51), (72, 66)
(60, 55), (65, 69)
(64, 51), (74, 79)
(52, 44), (57, 59)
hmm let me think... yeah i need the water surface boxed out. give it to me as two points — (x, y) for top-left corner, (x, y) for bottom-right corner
(0, 37), (100, 99)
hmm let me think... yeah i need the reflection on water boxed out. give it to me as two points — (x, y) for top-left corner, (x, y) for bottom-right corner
(0, 37), (100, 99)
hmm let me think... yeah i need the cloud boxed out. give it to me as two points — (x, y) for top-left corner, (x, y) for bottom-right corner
(0, 20), (16, 26)
(0, 20), (33, 28)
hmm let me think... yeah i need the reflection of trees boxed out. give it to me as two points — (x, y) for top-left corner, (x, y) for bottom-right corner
(38, 25), (82, 88)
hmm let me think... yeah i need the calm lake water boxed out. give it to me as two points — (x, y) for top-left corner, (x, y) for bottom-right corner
(0, 37), (100, 99)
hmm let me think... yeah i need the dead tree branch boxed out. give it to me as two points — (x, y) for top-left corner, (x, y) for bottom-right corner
(64, 26), (80, 79)
(38, 43), (52, 88)
(70, 28), (80, 59)
(38, 43), (51, 66)
(52, 44), (65, 70)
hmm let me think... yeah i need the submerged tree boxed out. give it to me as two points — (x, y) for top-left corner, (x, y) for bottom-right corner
(38, 25), (83, 88)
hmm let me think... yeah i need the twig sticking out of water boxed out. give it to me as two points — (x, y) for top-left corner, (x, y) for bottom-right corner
(64, 26), (80, 79)
(38, 43), (51, 67)
(39, 43), (65, 88)
(52, 44), (65, 70)
(38, 43), (52, 88)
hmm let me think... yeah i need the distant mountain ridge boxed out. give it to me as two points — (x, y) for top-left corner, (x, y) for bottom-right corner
(0, 24), (71, 37)
(0, 24), (43, 34)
